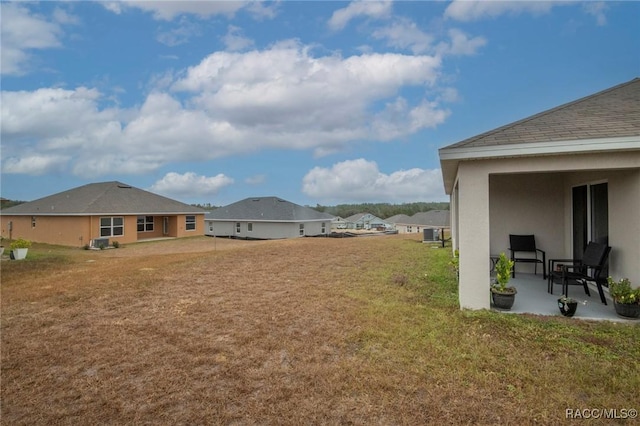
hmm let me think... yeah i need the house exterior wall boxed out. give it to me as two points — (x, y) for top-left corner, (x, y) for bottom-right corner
(205, 220), (329, 239)
(1, 215), (91, 247)
(489, 173), (566, 269)
(454, 150), (640, 310)
(457, 161), (491, 310)
(394, 223), (445, 234)
(0, 213), (204, 247)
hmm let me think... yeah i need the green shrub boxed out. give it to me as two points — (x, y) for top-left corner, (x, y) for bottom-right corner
(10, 238), (32, 250)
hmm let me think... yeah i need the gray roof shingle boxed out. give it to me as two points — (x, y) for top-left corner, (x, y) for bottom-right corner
(445, 78), (640, 149)
(387, 211), (450, 227)
(2, 181), (204, 215)
(206, 197), (335, 222)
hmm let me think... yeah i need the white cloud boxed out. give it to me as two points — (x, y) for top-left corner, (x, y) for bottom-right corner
(149, 172), (234, 198)
(328, 1), (393, 31)
(2, 42), (450, 178)
(583, 1), (608, 26)
(2, 154), (70, 176)
(245, 174), (266, 185)
(102, 1), (249, 21)
(156, 17), (203, 46)
(444, 0), (560, 22)
(436, 29), (487, 56)
(302, 159), (446, 203)
(1, 87), (115, 142)
(0, 3), (64, 75)
(222, 25), (255, 52)
(371, 18), (434, 54)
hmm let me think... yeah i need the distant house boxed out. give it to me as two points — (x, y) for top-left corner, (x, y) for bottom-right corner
(205, 197), (335, 239)
(331, 216), (349, 230)
(439, 78), (640, 310)
(343, 213), (390, 230)
(0, 181), (205, 247)
(386, 210), (450, 234)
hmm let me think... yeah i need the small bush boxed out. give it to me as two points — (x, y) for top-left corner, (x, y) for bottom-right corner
(112, 241), (120, 248)
(10, 238), (32, 250)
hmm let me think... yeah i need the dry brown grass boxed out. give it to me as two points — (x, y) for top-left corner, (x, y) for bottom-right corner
(2, 235), (638, 425)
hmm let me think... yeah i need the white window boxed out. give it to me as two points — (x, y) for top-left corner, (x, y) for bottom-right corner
(248, 223), (253, 232)
(185, 215), (196, 231)
(299, 223), (304, 236)
(100, 217), (124, 237)
(321, 222), (326, 233)
(137, 216), (154, 232)
(236, 222), (241, 233)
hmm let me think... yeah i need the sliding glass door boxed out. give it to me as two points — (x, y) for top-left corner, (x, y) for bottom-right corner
(572, 182), (608, 260)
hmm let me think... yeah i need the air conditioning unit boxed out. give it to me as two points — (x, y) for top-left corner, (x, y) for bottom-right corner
(92, 238), (110, 248)
(423, 229), (438, 242)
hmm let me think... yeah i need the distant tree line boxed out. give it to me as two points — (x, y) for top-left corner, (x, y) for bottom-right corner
(312, 202), (449, 219)
(0, 199), (26, 210)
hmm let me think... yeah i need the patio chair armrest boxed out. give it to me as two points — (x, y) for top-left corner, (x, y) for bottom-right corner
(549, 258), (577, 269)
(560, 264), (586, 273)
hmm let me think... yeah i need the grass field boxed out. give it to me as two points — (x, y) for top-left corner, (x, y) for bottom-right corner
(1, 235), (638, 425)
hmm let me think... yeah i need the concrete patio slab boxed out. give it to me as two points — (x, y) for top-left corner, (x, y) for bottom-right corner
(491, 273), (639, 323)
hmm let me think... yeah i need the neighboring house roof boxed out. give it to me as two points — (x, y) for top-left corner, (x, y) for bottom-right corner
(2, 181), (205, 216)
(439, 78), (640, 193)
(344, 212), (388, 223)
(385, 214), (412, 224)
(205, 197), (335, 222)
(344, 213), (367, 222)
(387, 211), (450, 227)
(408, 210), (451, 227)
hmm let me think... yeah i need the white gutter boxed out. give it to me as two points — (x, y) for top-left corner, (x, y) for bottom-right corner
(439, 136), (640, 160)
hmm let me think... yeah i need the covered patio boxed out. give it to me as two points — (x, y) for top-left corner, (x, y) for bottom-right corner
(439, 79), (640, 312)
(493, 273), (638, 323)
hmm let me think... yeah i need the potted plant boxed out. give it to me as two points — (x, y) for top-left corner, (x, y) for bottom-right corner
(557, 295), (578, 317)
(607, 277), (640, 319)
(490, 252), (516, 310)
(10, 238), (32, 260)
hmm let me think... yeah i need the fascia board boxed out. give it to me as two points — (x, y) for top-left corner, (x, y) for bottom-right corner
(438, 136), (640, 161)
(438, 136), (640, 195)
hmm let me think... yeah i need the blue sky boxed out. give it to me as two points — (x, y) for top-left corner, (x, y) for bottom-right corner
(1, 1), (638, 206)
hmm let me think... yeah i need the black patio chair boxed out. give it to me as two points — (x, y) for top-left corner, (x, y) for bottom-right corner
(547, 242), (611, 304)
(509, 234), (546, 279)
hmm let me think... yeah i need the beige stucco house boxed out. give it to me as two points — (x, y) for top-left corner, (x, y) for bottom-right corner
(0, 181), (205, 247)
(439, 78), (640, 310)
(387, 210), (450, 234)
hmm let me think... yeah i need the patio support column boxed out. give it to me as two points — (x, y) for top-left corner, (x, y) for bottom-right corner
(457, 164), (490, 310)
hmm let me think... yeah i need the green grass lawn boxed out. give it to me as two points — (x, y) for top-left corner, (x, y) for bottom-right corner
(1, 236), (638, 424)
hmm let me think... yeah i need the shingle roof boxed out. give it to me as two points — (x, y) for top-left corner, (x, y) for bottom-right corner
(445, 78), (640, 149)
(206, 197), (335, 222)
(387, 211), (450, 227)
(2, 181), (204, 215)
(385, 214), (412, 223)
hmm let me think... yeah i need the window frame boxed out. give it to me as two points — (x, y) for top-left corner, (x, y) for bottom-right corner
(137, 215), (154, 232)
(100, 216), (124, 237)
(185, 215), (196, 231)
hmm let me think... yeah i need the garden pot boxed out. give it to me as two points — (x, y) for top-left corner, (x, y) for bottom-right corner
(558, 299), (578, 317)
(12, 248), (28, 260)
(613, 301), (640, 319)
(491, 290), (516, 310)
